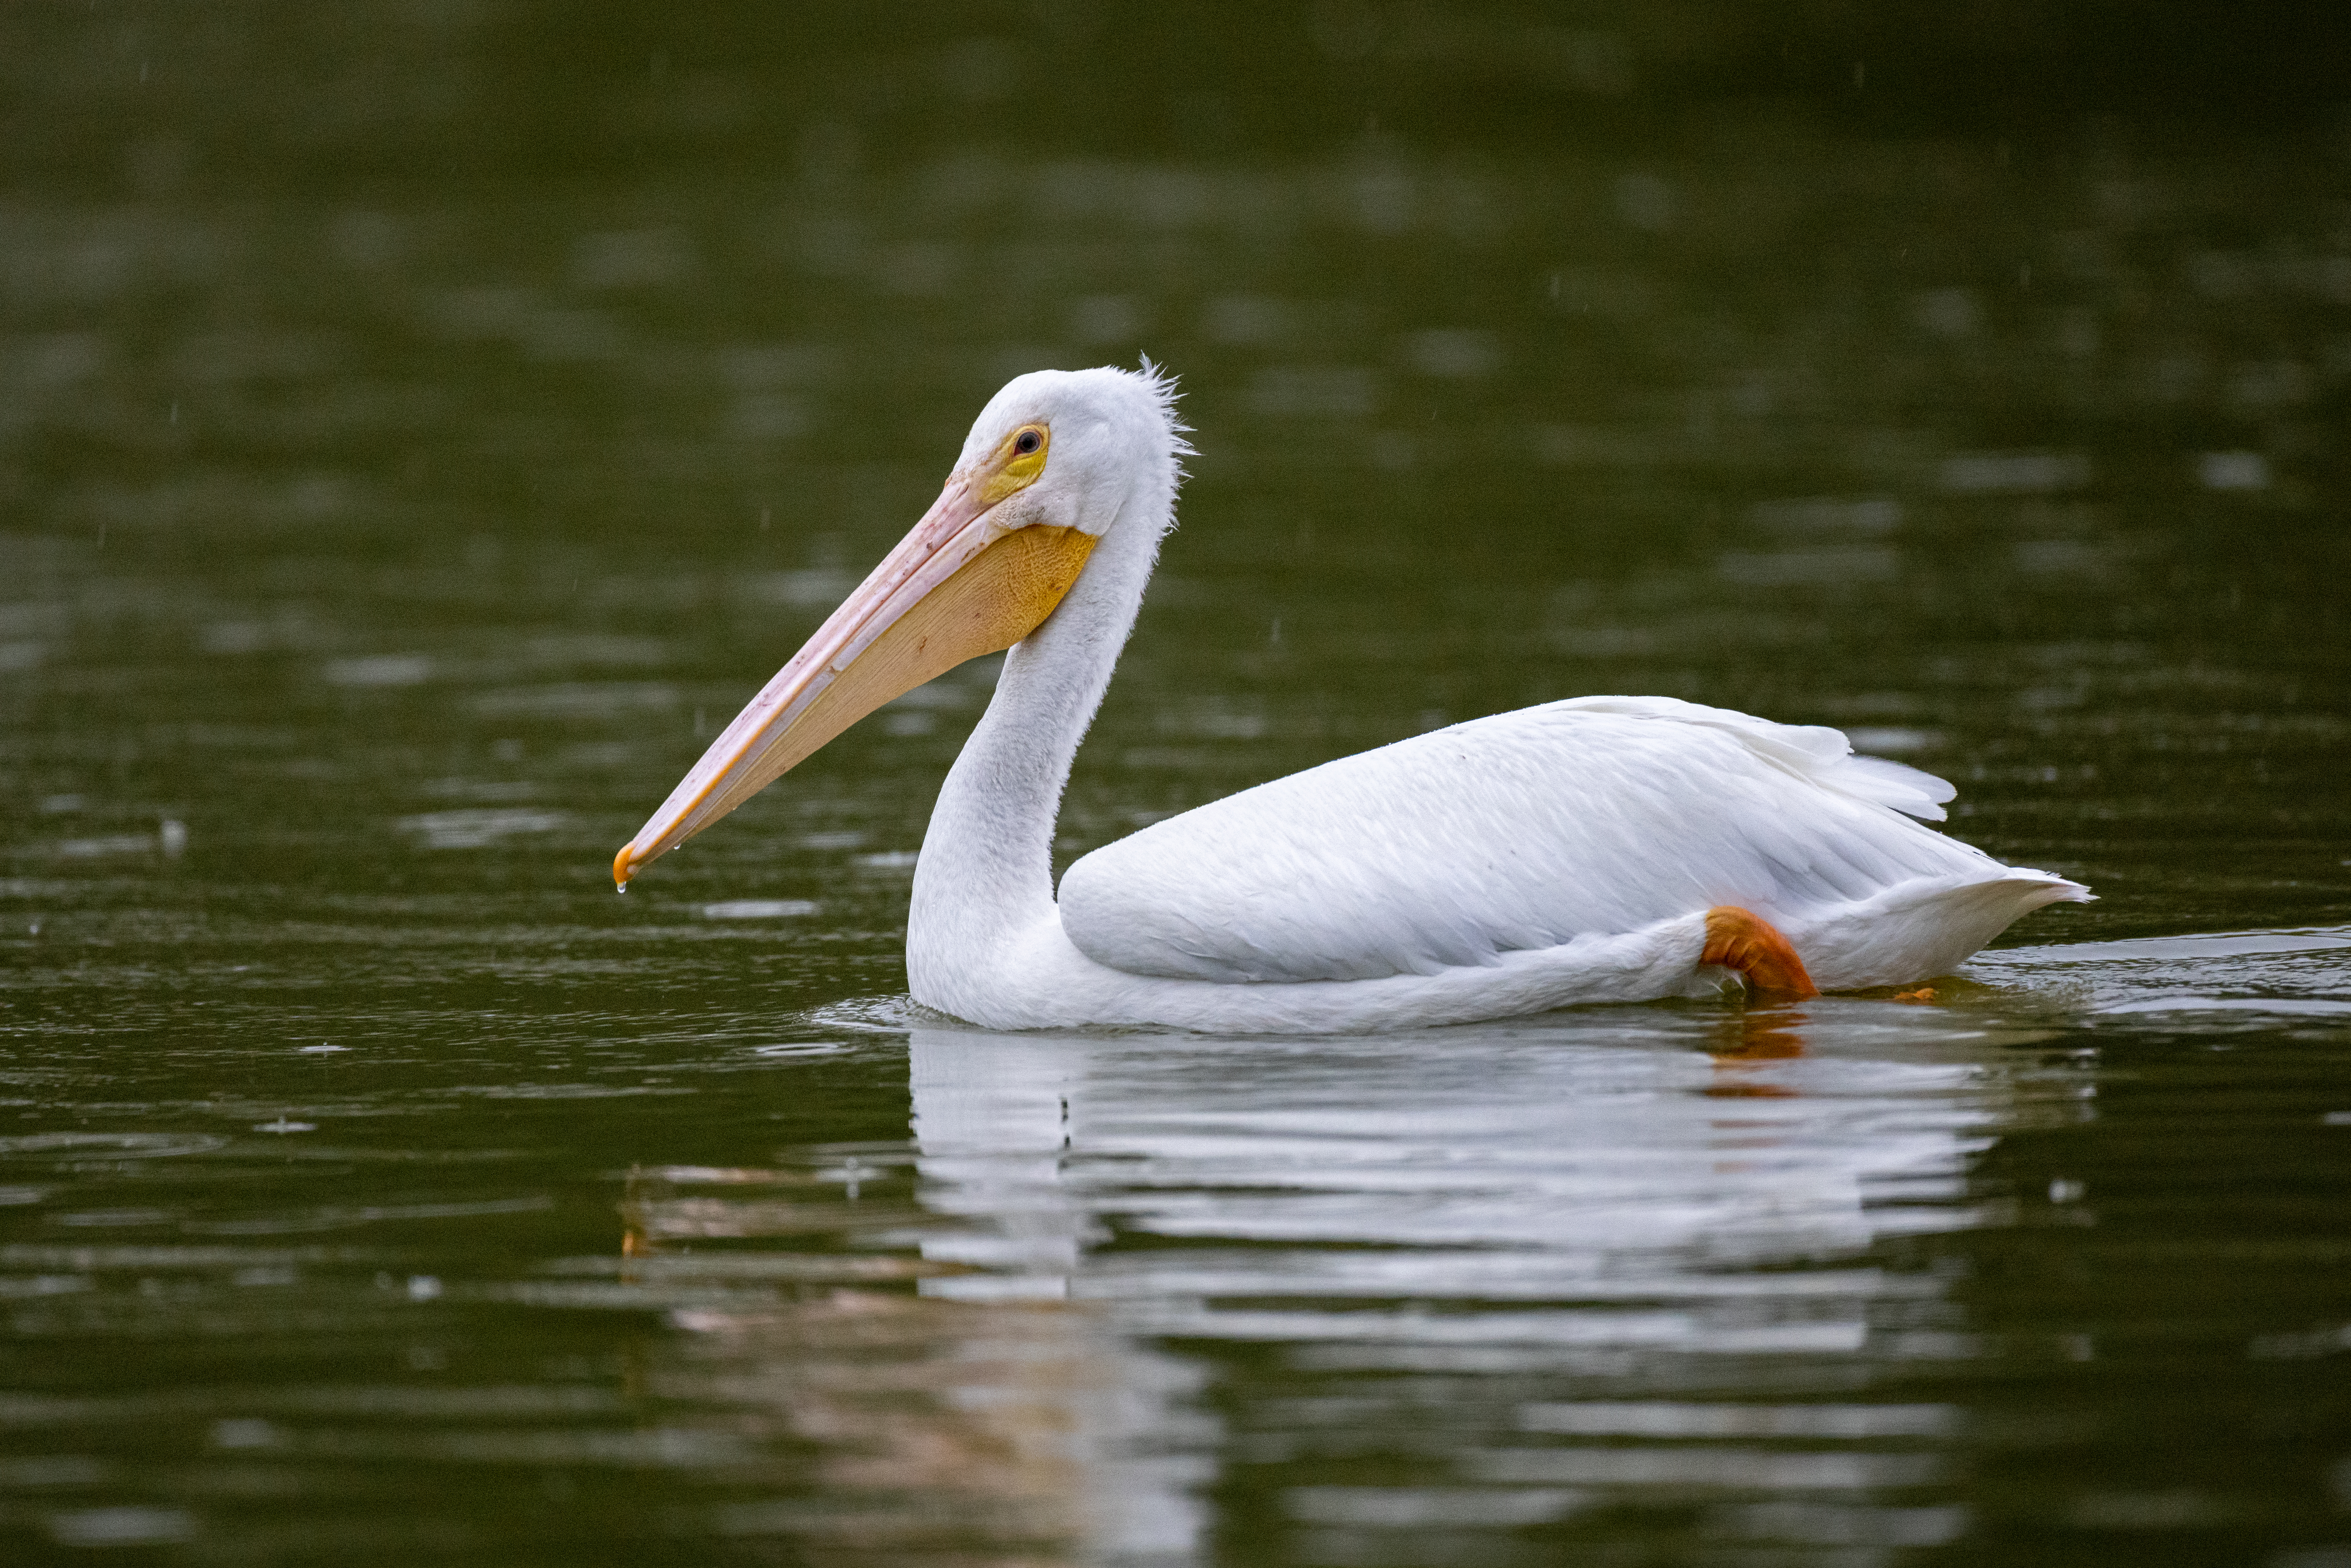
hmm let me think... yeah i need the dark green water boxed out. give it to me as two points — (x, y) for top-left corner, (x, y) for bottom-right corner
(5, 4), (2350, 1562)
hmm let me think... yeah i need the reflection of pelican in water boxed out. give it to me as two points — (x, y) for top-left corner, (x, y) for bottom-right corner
(614, 365), (2088, 1032)
(902, 1020), (1947, 1289)
(616, 1016), (2063, 1564)
(893, 1017), (2043, 1557)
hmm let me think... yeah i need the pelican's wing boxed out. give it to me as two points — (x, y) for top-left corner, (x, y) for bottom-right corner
(1058, 696), (2067, 984)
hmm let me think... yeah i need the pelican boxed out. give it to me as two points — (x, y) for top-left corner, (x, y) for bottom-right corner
(615, 364), (2089, 1032)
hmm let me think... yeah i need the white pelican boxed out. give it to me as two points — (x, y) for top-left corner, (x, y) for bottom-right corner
(615, 364), (2089, 1032)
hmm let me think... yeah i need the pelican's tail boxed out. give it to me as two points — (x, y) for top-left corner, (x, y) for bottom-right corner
(1792, 868), (2093, 991)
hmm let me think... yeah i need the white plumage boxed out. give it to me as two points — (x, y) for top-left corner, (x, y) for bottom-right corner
(620, 364), (2090, 1033)
(1060, 695), (2056, 990)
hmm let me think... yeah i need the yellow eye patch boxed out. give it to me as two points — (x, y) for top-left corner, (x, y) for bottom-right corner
(976, 424), (1050, 508)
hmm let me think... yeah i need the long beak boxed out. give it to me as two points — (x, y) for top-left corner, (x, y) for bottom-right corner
(613, 470), (1094, 887)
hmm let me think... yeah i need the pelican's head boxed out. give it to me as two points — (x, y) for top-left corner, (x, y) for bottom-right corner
(612, 363), (1183, 886)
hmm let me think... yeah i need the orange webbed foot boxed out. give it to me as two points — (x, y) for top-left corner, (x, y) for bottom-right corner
(1701, 906), (1820, 1001)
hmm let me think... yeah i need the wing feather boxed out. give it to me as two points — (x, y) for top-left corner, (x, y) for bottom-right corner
(1057, 697), (2005, 984)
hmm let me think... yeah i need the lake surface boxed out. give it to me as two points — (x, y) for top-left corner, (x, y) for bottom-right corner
(4, 3), (2349, 1562)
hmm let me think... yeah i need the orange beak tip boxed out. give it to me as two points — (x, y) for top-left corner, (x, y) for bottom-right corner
(612, 844), (637, 890)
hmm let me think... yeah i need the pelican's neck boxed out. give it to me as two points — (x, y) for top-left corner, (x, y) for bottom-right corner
(909, 483), (1170, 964)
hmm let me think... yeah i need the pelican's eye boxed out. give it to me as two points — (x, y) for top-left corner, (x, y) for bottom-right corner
(979, 423), (1051, 506)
